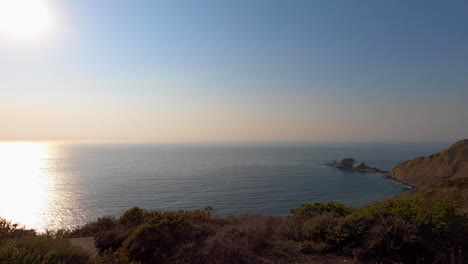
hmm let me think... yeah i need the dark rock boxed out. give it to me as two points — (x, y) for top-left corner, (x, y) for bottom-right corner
(326, 158), (387, 173)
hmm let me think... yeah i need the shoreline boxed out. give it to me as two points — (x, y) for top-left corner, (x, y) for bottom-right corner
(384, 172), (416, 190)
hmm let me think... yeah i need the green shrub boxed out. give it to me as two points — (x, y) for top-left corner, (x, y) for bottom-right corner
(95, 249), (141, 264)
(95, 226), (128, 252)
(298, 214), (372, 252)
(0, 243), (64, 264)
(335, 214), (372, 244)
(123, 222), (170, 263)
(193, 206), (216, 218)
(0, 237), (90, 264)
(290, 201), (353, 217)
(302, 214), (339, 243)
(0, 218), (91, 264)
(122, 211), (197, 263)
(358, 197), (457, 232)
(119, 207), (146, 226)
(0, 218), (35, 241)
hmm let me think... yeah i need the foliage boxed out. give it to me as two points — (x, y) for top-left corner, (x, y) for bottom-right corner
(0, 218), (91, 264)
(290, 201), (353, 217)
(67, 217), (116, 239)
(118, 207), (146, 226)
(358, 196), (457, 232)
(0, 242), (65, 264)
(0, 184), (466, 264)
(94, 249), (141, 264)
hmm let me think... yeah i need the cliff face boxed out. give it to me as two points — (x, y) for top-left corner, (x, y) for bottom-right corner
(388, 139), (468, 188)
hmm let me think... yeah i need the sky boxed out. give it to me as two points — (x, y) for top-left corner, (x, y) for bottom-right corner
(0, 0), (467, 143)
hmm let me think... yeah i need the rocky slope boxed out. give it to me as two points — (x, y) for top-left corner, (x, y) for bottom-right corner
(387, 139), (468, 188)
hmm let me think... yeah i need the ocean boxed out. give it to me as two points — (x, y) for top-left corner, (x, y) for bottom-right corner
(0, 141), (450, 231)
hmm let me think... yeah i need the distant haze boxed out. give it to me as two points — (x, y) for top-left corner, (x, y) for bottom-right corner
(1, 0), (467, 143)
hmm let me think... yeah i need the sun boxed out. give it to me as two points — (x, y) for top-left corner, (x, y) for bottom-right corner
(0, 0), (54, 39)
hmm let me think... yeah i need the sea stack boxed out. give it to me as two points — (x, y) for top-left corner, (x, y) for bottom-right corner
(326, 158), (387, 173)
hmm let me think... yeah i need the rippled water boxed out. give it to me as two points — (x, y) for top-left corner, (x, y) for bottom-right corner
(0, 142), (449, 231)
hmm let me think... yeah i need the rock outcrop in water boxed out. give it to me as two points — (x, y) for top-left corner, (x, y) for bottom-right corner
(326, 158), (387, 173)
(387, 139), (468, 188)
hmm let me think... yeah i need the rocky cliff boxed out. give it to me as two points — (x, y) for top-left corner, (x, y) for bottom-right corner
(387, 139), (468, 188)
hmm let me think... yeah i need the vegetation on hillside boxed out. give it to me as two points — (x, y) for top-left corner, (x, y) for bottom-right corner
(388, 139), (468, 188)
(1, 178), (467, 264)
(0, 219), (90, 264)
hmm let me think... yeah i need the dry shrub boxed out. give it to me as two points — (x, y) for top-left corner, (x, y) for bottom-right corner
(237, 215), (273, 250)
(365, 215), (419, 252)
(198, 215), (273, 264)
(302, 214), (339, 243)
(275, 215), (305, 241)
(352, 215), (442, 263)
(202, 226), (257, 264)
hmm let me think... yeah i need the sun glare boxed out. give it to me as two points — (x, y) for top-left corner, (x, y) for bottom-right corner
(0, 0), (54, 39)
(0, 142), (51, 229)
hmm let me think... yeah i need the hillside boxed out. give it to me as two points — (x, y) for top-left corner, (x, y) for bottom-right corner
(388, 139), (468, 188)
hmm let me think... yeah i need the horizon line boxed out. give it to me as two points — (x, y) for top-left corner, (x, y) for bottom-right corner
(0, 139), (459, 145)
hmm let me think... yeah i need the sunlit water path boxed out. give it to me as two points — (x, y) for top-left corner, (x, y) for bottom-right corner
(0, 142), (449, 231)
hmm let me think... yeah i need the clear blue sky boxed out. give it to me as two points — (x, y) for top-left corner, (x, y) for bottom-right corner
(1, 0), (467, 142)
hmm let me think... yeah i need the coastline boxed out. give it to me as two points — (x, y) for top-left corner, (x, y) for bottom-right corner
(385, 172), (416, 190)
(1, 139), (466, 264)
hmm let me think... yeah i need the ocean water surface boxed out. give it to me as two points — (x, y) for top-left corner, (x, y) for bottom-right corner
(0, 142), (450, 231)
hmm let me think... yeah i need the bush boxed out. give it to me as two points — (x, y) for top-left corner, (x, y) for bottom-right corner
(359, 197), (457, 232)
(302, 214), (339, 244)
(0, 237), (91, 264)
(0, 243), (65, 264)
(119, 207), (146, 226)
(95, 225), (128, 252)
(0, 218), (91, 264)
(2, 195), (465, 264)
(123, 222), (167, 263)
(202, 225), (257, 264)
(275, 215), (306, 241)
(0, 218), (35, 241)
(122, 211), (202, 264)
(336, 214), (372, 245)
(95, 249), (141, 264)
(290, 201), (353, 217)
(356, 215), (421, 261)
(68, 217), (117, 238)
(297, 214), (371, 253)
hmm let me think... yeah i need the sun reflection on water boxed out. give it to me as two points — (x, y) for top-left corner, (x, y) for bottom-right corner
(0, 142), (52, 230)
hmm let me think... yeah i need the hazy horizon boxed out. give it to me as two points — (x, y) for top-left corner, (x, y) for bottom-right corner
(1, 0), (467, 143)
